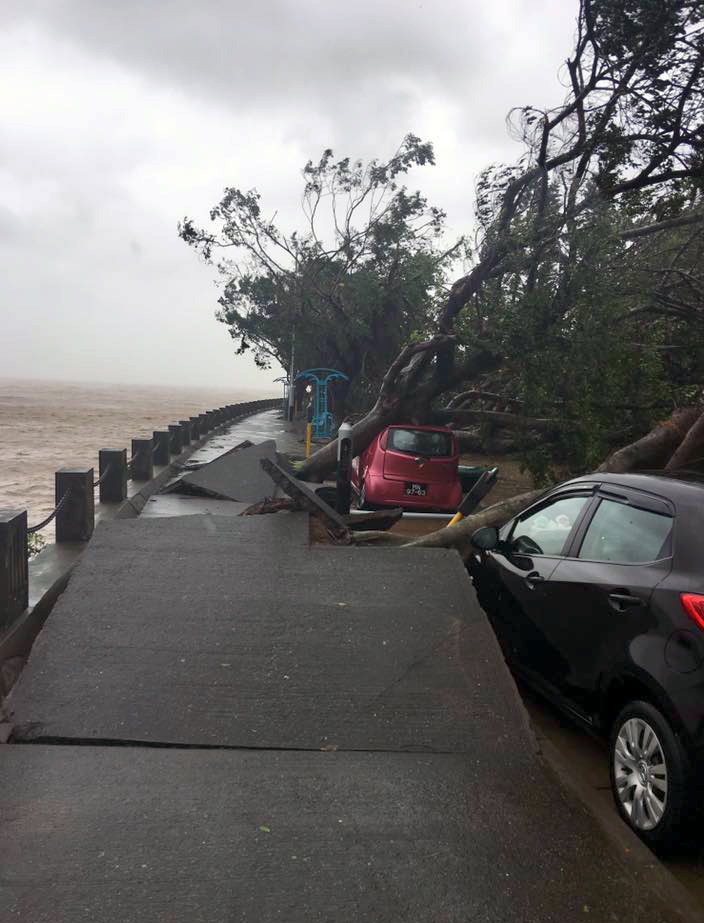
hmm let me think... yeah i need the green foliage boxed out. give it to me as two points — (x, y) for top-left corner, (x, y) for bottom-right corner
(455, 185), (702, 478)
(180, 135), (462, 410)
(447, 0), (704, 479)
(27, 531), (46, 558)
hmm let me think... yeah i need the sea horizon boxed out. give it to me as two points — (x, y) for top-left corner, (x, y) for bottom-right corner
(0, 377), (280, 536)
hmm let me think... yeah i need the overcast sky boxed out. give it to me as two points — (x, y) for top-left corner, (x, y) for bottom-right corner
(1, 0), (578, 391)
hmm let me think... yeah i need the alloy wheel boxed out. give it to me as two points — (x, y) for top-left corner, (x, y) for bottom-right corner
(614, 717), (668, 830)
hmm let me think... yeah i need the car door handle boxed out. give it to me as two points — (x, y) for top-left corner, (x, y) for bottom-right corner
(525, 571), (545, 590)
(608, 592), (643, 612)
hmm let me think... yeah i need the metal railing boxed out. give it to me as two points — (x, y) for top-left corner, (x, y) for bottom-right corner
(93, 465), (113, 488)
(1, 398), (279, 630)
(27, 488), (73, 535)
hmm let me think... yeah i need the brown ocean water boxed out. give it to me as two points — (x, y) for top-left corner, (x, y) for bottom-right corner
(0, 378), (278, 537)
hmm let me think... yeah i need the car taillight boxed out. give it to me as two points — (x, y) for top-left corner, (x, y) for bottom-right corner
(681, 593), (704, 630)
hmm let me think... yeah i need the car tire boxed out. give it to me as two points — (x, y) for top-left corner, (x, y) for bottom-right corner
(609, 700), (690, 852)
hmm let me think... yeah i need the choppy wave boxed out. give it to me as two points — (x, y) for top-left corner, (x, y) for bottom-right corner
(0, 377), (277, 538)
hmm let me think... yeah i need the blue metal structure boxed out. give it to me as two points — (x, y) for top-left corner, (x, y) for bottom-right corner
(294, 368), (349, 438)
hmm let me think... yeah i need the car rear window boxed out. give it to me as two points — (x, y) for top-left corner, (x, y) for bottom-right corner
(388, 428), (453, 458)
(578, 499), (673, 563)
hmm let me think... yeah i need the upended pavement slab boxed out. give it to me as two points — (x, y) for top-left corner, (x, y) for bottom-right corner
(10, 517), (528, 758)
(0, 745), (686, 923)
(172, 439), (278, 501)
(141, 494), (252, 518)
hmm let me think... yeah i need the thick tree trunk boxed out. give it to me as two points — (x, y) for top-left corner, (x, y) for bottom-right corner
(405, 406), (704, 557)
(597, 406), (701, 473)
(405, 489), (545, 556)
(298, 403), (395, 482)
(442, 408), (573, 433)
(446, 390), (523, 411)
(452, 429), (546, 455)
(297, 335), (455, 481)
(664, 410), (704, 471)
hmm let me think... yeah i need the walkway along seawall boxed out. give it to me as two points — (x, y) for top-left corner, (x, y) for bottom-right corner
(0, 398), (280, 701)
(1, 408), (702, 921)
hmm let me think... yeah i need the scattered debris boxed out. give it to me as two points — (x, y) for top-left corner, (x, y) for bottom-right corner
(343, 508), (403, 532)
(167, 440), (278, 502)
(260, 458), (351, 544)
(241, 498), (301, 516)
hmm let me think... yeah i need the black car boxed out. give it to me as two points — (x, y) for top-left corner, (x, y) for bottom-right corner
(469, 471), (704, 850)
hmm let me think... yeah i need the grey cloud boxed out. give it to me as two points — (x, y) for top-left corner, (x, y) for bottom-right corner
(10, 0), (485, 108)
(7, 0), (578, 169)
(0, 0), (580, 389)
(0, 206), (27, 243)
(6, 0), (564, 131)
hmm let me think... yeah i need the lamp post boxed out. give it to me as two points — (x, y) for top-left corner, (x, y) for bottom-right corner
(287, 331), (295, 421)
(304, 385), (313, 458)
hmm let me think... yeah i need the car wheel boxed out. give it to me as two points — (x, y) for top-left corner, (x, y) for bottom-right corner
(609, 700), (689, 851)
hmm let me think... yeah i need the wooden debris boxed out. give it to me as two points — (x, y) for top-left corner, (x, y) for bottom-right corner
(260, 459), (352, 544)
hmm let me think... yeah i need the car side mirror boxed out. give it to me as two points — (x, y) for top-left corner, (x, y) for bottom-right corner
(471, 525), (500, 551)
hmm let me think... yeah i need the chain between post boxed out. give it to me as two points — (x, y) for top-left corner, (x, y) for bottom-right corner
(27, 488), (73, 534)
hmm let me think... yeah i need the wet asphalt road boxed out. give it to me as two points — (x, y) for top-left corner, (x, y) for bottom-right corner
(521, 682), (704, 908)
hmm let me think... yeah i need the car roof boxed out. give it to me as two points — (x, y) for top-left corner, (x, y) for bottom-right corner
(559, 470), (704, 503)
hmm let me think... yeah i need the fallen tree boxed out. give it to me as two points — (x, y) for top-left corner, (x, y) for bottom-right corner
(297, 0), (704, 484)
(392, 402), (704, 556)
(296, 334), (502, 480)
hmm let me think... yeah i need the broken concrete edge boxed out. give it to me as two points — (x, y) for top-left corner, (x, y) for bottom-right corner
(3, 514), (698, 921)
(170, 440), (278, 504)
(0, 401), (280, 701)
(260, 458), (351, 542)
(162, 440), (257, 491)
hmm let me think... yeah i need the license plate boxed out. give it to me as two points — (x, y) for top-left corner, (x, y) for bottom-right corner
(405, 482), (427, 497)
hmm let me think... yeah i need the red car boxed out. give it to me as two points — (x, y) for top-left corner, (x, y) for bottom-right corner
(352, 424), (462, 512)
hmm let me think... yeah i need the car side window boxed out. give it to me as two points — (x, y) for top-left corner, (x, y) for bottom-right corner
(577, 499), (673, 564)
(511, 495), (590, 556)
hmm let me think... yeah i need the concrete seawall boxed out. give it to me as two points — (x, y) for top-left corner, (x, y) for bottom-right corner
(0, 399), (280, 701)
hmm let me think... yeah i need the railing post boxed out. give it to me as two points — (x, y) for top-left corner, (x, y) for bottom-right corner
(169, 423), (184, 455)
(98, 449), (128, 503)
(179, 420), (192, 446)
(56, 469), (94, 542)
(131, 438), (154, 481)
(189, 416), (201, 440)
(0, 510), (28, 628)
(153, 430), (171, 466)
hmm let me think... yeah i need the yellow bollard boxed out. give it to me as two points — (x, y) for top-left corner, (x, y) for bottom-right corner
(305, 422), (313, 458)
(447, 511), (463, 527)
